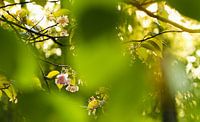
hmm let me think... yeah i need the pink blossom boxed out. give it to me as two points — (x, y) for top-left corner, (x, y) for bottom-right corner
(55, 74), (70, 85)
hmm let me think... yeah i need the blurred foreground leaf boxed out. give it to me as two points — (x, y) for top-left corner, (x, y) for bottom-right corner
(0, 27), (37, 91)
(17, 91), (88, 122)
(97, 60), (155, 122)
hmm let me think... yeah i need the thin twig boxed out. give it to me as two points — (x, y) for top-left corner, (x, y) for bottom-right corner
(125, 30), (183, 43)
(29, 31), (48, 40)
(4, 10), (20, 22)
(39, 58), (70, 68)
(39, 23), (58, 33)
(30, 17), (44, 30)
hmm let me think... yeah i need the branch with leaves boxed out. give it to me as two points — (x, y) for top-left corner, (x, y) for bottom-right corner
(0, 16), (66, 46)
(127, 1), (200, 33)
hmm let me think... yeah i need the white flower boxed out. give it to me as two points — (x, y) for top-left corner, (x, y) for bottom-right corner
(186, 56), (196, 63)
(56, 16), (69, 27)
(60, 30), (69, 36)
(66, 85), (79, 92)
(55, 73), (70, 85)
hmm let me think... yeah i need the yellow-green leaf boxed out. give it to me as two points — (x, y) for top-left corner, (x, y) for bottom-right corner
(32, 77), (42, 89)
(56, 84), (64, 90)
(46, 70), (60, 79)
(3, 85), (17, 102)
(4, 0), (15, 3)
(70, 77), (76, 86)
(0, 74), (11, 88)
(148, 40), (161, 51)
(32, 0), (47, 7)
(53, 9), (70, 17)
(0, 90), (2, 100)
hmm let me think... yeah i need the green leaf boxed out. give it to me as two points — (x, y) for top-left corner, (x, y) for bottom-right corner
(4, 0), (15, 3)
(148, 40), (161, 51)
(17, 92), (88, 122)
(32, 0), (47, 7)
(3, 85), (17, 103)
(136, 47), (149, 61)
(0, 90), (2, 100)
(73, 0), (119, 41)
(167, 0), (200, 20)
(56, 84), (64, 90)
(141, 43), (155, 51)
(60, 0), (72, 9)
(46, 70), (60, 79)
(53, 9), (70, 17)
(0, 75), (10, 88)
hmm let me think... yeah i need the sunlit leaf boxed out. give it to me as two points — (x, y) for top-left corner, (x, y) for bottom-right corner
(0, 90), (2, 100)
(53, 9), (70, 17)
(56, 84), (64, 90)
(148, 40), (161, 51)
(70, 77), (76, 86)
(136, 47), (149, 61)
(0, 74), (10, 88)
(141, 43), (155, 51)
(4, 0), (15, 3)
(46, 70), (60, 79)
(3, 85), (17, 103)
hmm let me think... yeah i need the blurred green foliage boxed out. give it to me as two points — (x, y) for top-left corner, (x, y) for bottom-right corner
(1, 0), (200, 122)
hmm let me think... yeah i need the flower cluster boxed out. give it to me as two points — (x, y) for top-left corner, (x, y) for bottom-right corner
(56, 16), (69, 27)
(87, 87), (109, 116)
(47, 68), (81, 93)
(55, 73), (79, 93)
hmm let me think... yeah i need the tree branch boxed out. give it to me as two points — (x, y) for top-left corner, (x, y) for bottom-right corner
(127, 1), (200, 33)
